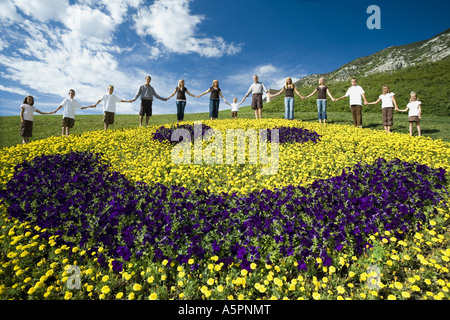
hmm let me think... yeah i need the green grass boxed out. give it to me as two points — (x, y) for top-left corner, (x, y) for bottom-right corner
(1, 107), (449, 149)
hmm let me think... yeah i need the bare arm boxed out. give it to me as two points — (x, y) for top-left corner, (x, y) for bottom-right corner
(306, 88), (318, 99)
(197, 88), (211, 98)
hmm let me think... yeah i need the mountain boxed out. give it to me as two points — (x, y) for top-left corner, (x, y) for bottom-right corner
(295, 28), (450, 87)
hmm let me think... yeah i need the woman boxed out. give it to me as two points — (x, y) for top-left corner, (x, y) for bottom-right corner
(306, 77), (336, 124)
(198, 80), (228, 120)
(167, 79), (198, 122)
(269, 77), (305, 120)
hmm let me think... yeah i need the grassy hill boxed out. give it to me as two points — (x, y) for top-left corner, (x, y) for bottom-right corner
(259, 56), (450, 116)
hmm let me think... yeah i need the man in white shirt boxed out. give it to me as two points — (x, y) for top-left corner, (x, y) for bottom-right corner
(241, 75), (268, 119)
(89, 85), (131, 130)
(336, 78), (368, 127)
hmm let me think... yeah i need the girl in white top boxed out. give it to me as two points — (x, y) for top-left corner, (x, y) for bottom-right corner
(20, 95), (53, 144)
(367, 85), (398, 133)
(398, 91), (422, 136)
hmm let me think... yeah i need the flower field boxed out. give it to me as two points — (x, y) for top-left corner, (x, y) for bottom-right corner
(0, 119), (449, 300)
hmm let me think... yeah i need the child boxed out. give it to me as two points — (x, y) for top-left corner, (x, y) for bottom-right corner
(226, 97), (242, 119)
(398, 91), (422, 136)
(336, 78), (368, 128)
(367, 85), (398, 133)
(87, 85), (131, 130)
(53, 89), (90, 137)
(20, 95), (53, 144)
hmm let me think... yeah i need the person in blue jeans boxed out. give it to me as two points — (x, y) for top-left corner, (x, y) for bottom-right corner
(198, 80), (228, 120)
(167, 79), (198, 122)
(268, 77), (305, 120)
(306, 77), (336, 124)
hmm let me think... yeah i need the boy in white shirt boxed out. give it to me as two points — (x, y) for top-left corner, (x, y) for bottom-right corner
(398, 91), (422, 136)
(87, 85), (131, 130)
(336, 78), (368, 127)
(53, 89), (91, 137)
(226, 97), (242, 119)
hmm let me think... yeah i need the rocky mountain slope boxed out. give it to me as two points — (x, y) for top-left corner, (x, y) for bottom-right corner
(295, 28), (450, 87)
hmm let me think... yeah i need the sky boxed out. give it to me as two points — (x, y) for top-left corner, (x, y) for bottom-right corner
(0, 0), (449, 117)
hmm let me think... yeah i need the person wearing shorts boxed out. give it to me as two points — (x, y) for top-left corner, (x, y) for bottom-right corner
(398, 91), (422, 136)
(226, 97), (242, 120)
(367, 85), (399, 133)
(20, 95), (53, 143)
(53, 89), (86, 137)
(87, 85), (131, 130)
(131, 76), (167, 127)
(241, 75), (268, 119)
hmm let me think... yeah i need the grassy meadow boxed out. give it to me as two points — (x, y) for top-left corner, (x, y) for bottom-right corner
(1, 107), (449, 149)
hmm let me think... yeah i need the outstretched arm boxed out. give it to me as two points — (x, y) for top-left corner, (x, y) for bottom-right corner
(306, 88), (318, 99)
(367, 98), (381, 105)
(326, 88), (336, 102)
(269, 87), (284, 98)
(392, 96), (399, 110)
(167, 88), (178, 100)
(197, 88), (211, 98)
(294, 87), (305, 100)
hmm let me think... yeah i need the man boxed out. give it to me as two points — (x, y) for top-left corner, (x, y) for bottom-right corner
(336, 78), (368, 128)
(131, 76), (167, 127)
(241, 75), (268, 119)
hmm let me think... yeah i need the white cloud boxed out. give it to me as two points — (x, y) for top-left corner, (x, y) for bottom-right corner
(0, 0), (22, 23)
(64, 5), (117, 42)
(0, 84), (28, 96)
(13, 0), (69, 22)
(133, 0), (241, 58)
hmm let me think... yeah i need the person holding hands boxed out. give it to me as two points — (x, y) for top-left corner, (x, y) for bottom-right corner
(226, 97), (242, 120)
(167, 79), (198, 122)
(131, 75), (167, 127)
(20, 95), (54, 144)
(305, 77), (336, 124)
(398, 91), (422, 136)
(269, 77), (305, 120)
(53, 89), (91, 137)
(197, 80), (227, 120)
(335, 78), (368, 128)
(366, 85), (398, 133)
(241, 75), (268, 120)
(86, 85), (131, 130)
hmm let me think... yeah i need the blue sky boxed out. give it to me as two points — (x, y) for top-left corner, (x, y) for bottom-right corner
(0, 0), (449, 117)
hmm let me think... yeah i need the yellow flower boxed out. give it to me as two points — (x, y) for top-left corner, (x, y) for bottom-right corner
(337, 286), (345, 294)
(64, 291), (73, 300)
(312, 292), (321, 300)
(116, 292), (124, 299)
(207, 278), (215, 286)
(394, 282), (403, 290)
(133, 284), (142, 291)
(101, 286), (110, 294)
(149, 292), (158, 300)
(387, 294), (396, 300)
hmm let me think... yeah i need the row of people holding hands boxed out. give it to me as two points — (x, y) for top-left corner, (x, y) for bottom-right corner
(20, 75), (422, 144)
